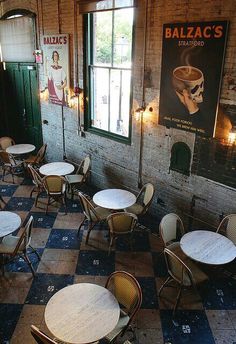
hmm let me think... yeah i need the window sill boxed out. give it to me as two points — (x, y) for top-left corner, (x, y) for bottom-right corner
(86, 127), (131, 145)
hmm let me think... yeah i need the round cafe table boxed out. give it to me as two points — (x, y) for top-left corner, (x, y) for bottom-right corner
(93, 189), (136, 210)
(39, 162), (74, 176)
(0, 211), (21, 238)
(45, 283), (120, 344)
(6, 144), (35, 155)
(180, 230), (236, 265)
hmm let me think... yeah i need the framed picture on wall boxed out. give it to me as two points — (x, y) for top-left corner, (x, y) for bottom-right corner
(159, 21), (229, 137)
(43, 34), (70, 106)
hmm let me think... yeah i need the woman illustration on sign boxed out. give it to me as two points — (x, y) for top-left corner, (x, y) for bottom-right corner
(48, 50), (67, 105)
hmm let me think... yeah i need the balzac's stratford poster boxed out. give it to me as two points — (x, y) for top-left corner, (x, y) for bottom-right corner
(159, 21), (229, 137)
(43, 34), (70, 106)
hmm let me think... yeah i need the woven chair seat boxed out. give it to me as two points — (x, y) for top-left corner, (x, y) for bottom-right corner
(65, 174), (83, 184)
(104, 310), (130, 342)
(125, 203), (144, 215)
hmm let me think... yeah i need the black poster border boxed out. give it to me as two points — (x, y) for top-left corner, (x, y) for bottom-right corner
(159, 20), (229, 137)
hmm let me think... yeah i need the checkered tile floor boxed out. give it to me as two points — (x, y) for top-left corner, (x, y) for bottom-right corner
(0, 171), (236, 344)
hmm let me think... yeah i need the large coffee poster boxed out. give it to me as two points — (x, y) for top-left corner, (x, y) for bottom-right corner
(43, 34), (70, 106)
(159, 21), (228, 137)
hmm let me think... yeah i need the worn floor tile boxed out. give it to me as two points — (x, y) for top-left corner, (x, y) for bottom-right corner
(212, 329), (236, 344)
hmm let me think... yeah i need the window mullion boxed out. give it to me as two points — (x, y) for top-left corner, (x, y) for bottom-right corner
(111, 10), (114, 67)
(118, 70), (122, 129)
(108, 68), (111, 132)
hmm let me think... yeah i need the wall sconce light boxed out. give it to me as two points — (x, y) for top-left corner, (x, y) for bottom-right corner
(69, 95), (79, 108)
(40, 87), (48, 101)
(228, 126), (236, 145)
(135, 105), (146, 121)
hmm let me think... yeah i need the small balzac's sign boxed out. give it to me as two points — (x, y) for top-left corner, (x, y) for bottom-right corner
(159, 21), (229, 137)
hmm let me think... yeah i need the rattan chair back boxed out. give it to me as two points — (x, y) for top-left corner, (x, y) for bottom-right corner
(44, 175), (66, 194)
(105, 271), (142, 317)
(107, 212), (137, 234)
(36, 144), (47, 164)
(136, 182), (154, 215)
(78, 192), (99, 221)
(217, 214), (236, 244)
(0, 136), (15, 150)
(30, 325), (57, 343)
(159, 213), (185, 247)
(28, 165), (44, 187)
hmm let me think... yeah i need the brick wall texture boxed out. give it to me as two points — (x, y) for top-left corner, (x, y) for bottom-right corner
(1, 0), (236, 227)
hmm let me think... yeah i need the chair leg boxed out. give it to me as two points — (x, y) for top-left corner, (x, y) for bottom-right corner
(173, 284), (183, 317)
(86, 222), (96, 244)
(29, 245), (41, 261)
(108, 235), (114, 256)
(78, 216), (86, 236)
(2, 168), (6, 181)
(45, 196), (51, 214)
(0, 254), (5, 275)
(63, 195), (67, 215)
(35, 190), (40, 207)
(158, 276), (172, 296)
(23, 252), (35, 277)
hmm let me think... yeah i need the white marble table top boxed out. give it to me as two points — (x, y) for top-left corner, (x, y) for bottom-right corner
(0, 211), (21, 238)
(180, 230), (236, 265)
(93, 189), (136, 210)
(45, 283), (120, 344)
(39, 162), (74, 176)
(6, 144), (35, 155)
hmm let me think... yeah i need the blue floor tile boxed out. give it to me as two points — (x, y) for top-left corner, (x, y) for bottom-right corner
(199, 277), (236, 310)
(152, 252), (168, 277)
(46, 228), (82, 249)
(76, 250), (115, 276)
(21, 177), (34, 185)
(59, 199), (82, 213)
(25, 273), (74, 305)
(137, 277), (158, 309)
(26, 212), (57, 228)
(0, 304), (23, 343)
(5, 197), (35, 211)
(5, 248), (43, 273)
(116, 231), (150, 252)
(160, 310), (215, 344)
(0, 184), (18, 197)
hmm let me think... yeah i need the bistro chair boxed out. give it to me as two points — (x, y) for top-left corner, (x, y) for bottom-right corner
(43, 175), (67, 214)
(159, 213), (186, 260)
(0, 216), (40, 277)
(0, 150), (23, 183)
(0, 194), (6, 209)
(77, 192), (111, 244)
(0, 136), (15, 151)
(65, 155), (91, 200)
(125, 183), (154, 216)
(30, 325), (57, 344)
(24, 143), (47, 167)
(104, 271), (142, 343)
(107, 212), (138, 255)
(159, 248), (208, 317)
(216, 214), (236, 245)
(28, 164), (45, 207)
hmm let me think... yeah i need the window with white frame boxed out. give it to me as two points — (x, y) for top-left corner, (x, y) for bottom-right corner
(85, 7), (134, 141)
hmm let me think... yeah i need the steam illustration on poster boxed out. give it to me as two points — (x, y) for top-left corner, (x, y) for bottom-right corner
(159, 21), (229, 137)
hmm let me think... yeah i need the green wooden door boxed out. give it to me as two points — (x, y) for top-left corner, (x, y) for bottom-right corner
(4, 62), (42, 149)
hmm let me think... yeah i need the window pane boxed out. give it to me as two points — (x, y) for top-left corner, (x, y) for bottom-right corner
(110, 69), (121, 135)
(120, 70), (131, 137)
(93, 11), (112, 66)
(113, 8), (133, 68)
(91, 67), (109, 131)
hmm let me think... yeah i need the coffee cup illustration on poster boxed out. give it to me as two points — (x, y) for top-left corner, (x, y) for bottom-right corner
(43, 34), (70, 106)
(159, 21), (229, 137)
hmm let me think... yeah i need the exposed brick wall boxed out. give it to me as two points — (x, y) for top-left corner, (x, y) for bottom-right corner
(1, 0), (236, 226)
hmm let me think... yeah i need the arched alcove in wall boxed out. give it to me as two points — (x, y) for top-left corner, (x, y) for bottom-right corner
(170, 142), (191, 176)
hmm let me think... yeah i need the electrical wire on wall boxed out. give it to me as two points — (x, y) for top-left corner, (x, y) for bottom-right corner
(137, 0), (148, 189)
